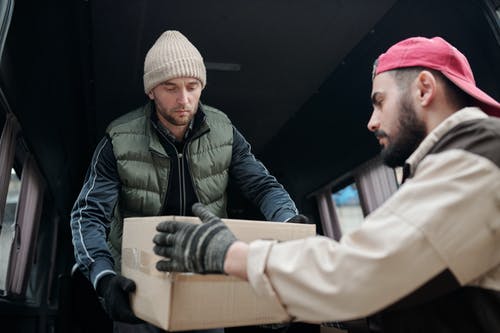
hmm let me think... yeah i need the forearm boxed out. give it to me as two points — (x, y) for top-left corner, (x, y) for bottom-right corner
(223, 241), (249, 280)
(245, 225), (446, 322)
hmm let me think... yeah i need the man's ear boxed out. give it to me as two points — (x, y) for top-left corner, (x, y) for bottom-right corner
(416, 70), (437, 107)
(147, 90), (155, 100)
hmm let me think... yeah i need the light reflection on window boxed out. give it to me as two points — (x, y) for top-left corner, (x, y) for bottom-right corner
(0, 168), (20, 292)
(332, 183), (364, 236)
(3, 168), (20, 225)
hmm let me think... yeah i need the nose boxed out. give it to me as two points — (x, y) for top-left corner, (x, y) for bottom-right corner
(367, 111), (380, 132)
(177, 88), (189, 105)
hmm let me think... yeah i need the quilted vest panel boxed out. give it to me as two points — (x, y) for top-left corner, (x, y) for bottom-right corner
(106, 103), (233, 268)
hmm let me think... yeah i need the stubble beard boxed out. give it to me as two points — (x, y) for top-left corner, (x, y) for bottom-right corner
(162, 111), (194, 126)
(157, 103), (197, 127)
(381, 95), (427, 168)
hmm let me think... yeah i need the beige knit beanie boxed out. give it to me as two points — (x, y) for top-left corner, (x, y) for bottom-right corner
(143, 30), (206, 94)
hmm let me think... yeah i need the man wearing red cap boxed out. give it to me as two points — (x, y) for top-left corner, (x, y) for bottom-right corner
(153, 37), (500, 332)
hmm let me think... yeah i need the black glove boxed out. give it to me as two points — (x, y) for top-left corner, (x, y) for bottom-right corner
(96, 274), (142, 323)
(287, 214), (310, 224)
(153, 203), (237, 274)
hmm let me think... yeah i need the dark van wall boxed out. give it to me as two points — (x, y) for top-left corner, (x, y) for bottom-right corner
(4, 0), (91, 216)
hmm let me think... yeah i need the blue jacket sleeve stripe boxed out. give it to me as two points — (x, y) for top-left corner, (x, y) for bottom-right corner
(72, 138), (109, 266)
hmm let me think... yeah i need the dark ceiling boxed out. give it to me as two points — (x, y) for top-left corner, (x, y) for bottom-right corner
(2, 0), (499, 217)
(89, 0), (397, 151)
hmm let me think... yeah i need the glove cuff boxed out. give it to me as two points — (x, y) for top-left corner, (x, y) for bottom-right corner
(203, 228), (237, 273)
(96, 274), (114, 297)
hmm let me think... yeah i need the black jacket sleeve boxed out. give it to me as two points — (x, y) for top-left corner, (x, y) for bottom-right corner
(229, 127), (298, 221)
(70, 136), (120, 287)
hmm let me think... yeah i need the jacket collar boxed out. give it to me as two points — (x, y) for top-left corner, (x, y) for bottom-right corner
(145, 101), (209, 156)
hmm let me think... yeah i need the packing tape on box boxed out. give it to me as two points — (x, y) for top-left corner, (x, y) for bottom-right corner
(122, 247), (166, 278)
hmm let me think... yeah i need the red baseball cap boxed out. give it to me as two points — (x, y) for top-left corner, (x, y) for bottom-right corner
(375, 36), (500, 117)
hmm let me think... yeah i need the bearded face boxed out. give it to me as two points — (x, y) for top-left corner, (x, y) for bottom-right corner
(378, 93), (427, 168)
(148, 78), (202, 134)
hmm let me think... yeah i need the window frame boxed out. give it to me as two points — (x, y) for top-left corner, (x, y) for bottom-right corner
(0, 92), (46, 298)
(312, 156), (399, 240)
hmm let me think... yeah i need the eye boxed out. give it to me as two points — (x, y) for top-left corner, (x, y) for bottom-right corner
(372, 94), (383, 108)
(187, 83), (199, 91)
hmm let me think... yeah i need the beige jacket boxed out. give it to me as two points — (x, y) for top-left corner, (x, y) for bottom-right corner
(246, 107), (500, 322)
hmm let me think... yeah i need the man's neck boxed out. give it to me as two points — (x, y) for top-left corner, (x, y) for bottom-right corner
(161, 121), (188, 142)
(424, 104), (457, 134)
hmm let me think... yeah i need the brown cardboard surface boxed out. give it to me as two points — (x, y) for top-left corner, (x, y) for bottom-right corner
(122, 216), (316, 331)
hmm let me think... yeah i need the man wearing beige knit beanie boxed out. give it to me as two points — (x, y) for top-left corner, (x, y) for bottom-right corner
(70, 30), (308, 332)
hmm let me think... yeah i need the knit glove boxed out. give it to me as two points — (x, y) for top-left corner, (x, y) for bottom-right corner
(287, 214), (310, 224)
(153, 203), (237, 274)
(96, 274), (143, 323)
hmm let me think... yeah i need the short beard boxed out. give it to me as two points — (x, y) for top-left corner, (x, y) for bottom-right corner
(156, 102), (196, 127)
(381, 95), (427, 168)
(161, 111), (194, 126)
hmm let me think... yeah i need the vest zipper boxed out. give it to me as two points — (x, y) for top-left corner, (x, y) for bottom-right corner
(183, 123), (209, 208)
(183, 144), (201, 207)
(150, 149), (170, 215)
(178, 152), (186, 216)
(151, 127), (180, 216)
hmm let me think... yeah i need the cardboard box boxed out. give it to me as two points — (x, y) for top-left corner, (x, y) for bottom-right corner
(122, 216), (316, 331)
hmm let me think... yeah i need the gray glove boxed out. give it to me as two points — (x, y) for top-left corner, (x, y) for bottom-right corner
(153, 203), (237, 274)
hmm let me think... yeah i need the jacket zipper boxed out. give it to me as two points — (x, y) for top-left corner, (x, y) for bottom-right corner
(154, 116), (210, 215)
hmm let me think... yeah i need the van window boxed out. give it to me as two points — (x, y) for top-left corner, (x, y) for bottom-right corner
(0, 168), (20, 292)
(332, 183), (364, 235)
(3, 168), (20, 224)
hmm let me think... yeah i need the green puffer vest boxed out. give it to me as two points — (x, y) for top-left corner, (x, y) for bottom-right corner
(106, 103), (233, 270)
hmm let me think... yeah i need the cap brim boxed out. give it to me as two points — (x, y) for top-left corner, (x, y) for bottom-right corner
(443, 72), (500, 117)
